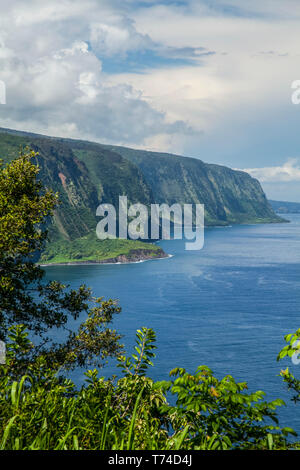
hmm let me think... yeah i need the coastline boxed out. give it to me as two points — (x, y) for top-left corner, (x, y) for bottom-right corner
(39, 217), (290, 268)
(39, 251), (172, 267)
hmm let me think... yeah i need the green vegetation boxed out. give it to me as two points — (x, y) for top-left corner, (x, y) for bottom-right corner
(0, 149), (122, 368)
(277, 329), (300, 404)
(103, 144), (284, 226)
(0, 127), (284, 265)
(1, 147), (298, 451)
(0, 132), (161, 264)
(40, 233), (165, 265)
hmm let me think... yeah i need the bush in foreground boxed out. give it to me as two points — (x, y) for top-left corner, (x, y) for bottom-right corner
(0, 325), (296, 450)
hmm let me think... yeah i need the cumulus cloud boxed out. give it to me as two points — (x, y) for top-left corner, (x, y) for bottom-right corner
(0, 0), (300, 170)
(240, 159), (300, 183)
(0, 41), (191, 143)
(90, 16), (154, 57)
(0, 0), (195, 145)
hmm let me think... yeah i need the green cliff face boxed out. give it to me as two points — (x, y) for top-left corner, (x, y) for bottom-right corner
(102, 145), (282, 225)
(0, 128), (283, 263)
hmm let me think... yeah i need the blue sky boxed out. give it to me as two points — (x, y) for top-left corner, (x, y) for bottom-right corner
(0, 0), (300, 200)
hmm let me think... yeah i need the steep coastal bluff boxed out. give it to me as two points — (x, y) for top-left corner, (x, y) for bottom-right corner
(0, 128), (283, 264)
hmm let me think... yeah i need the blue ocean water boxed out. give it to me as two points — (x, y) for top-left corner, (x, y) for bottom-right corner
(45, 214), (300, 435)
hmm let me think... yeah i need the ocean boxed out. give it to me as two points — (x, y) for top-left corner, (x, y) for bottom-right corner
(45, 213), (300, 435)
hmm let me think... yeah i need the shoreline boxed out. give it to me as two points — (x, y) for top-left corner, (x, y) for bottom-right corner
(40, 253), (173, 267)
(39, 217), (290, 268)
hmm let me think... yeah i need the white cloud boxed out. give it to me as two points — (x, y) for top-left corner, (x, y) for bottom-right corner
(9, 0), (93, 26)
(0, 1), (194, 145)
(240, 159), (300, 183)
(0, 0), (299, 171)
(90, 17), (153, 57)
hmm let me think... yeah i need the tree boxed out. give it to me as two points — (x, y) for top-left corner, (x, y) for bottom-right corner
(0, 148), (122, 371)
(0, 326), (295, 450)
